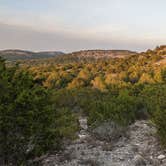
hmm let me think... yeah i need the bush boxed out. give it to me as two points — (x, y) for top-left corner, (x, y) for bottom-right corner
(55, 107), (79, 140)
(140, 84), (166, 115)
(140, 84), (166, 146)
(88, 90), (141, 127)
(0, 58), (78, 165)
(153, 109), (166, 147)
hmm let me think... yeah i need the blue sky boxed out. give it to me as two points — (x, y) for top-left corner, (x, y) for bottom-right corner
(0, 0), (166, 52)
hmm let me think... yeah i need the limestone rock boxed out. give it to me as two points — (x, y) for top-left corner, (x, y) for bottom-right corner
(157, 154), (165, 160)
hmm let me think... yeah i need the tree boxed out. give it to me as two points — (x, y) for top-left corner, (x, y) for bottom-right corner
(0, 58), (78, 164)
(138, 73), (154, 84)
(77, 69), (91, 85)
(153, 69), (163, 83)
(105, 73), (117, 85)
(67, 77), (85, 89)
(91, 76), (106, 91)
(43, 72), (59, 88)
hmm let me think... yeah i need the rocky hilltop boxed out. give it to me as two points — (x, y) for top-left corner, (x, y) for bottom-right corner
(68, 50), (137, 59)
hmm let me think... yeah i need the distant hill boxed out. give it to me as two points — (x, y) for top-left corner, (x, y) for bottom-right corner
(2, 47), (166, 62)
(0, 49), (138, 62)
(67, 50), (137, 59)
(0, 49), (65, 61)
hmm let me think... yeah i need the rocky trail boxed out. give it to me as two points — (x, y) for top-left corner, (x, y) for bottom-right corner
(42, 117), (166, 166)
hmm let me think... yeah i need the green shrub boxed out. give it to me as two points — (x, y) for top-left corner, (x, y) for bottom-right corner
(88, 90), (141, 127)
(55, 107), (79, 140)
(153, 109), (166, 147)
(139, 85), (165, 115)
(0, 58), (78, 165)
(140, 84), (166, 146)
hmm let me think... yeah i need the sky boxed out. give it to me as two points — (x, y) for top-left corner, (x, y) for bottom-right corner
(0, 0), (166, 52)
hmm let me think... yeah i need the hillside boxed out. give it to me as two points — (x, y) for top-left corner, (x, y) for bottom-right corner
(0, 49), (136, 62)
(0, 46), (166, 165)
(0, 49), (64, 61)
(67, 50), (137, 59)
(0, 49), (138, 63)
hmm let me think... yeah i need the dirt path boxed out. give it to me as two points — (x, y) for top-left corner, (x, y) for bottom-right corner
(42, 118), (166, 166)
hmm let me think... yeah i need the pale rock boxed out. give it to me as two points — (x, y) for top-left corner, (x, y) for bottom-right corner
(157, 154), (165, 160)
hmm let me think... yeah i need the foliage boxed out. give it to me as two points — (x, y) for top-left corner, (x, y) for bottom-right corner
(88, 90), (141, 127)
(140, 84), (166, 146)
(153, 109), (166, 147)
(0, 45), (166, 163)
(0, 58), (78, 165)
